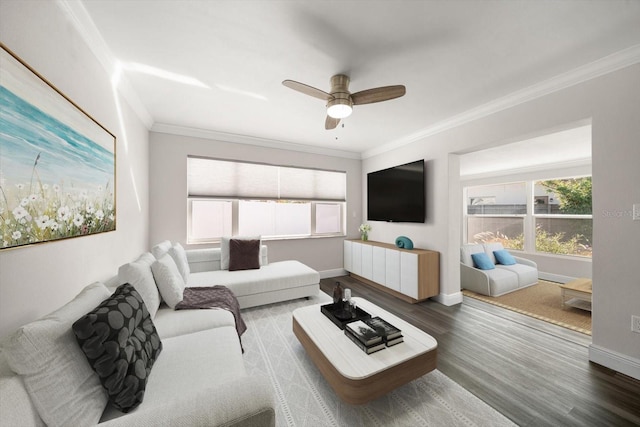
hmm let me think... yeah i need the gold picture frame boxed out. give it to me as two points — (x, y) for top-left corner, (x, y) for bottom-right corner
(1, 43), (116, 250)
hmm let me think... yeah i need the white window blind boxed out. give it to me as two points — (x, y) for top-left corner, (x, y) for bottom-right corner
(189, 200), (232, 241)
(316, 203), (342, 234)
(188, 157), (346, 201)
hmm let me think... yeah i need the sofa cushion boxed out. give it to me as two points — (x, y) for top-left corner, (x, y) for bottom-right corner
(460, 244), (484, 266)
(72, 284), (163, 413)
(229, 239), (261, 271)
(151, 254), (185, 309)
(485, 268), (520, 296)
(0, 354), (45, 426)
(153, 306), (236, 340)
(471, 253), (495, 270)
(100, 327), (246, 423)
(493, 249), (516, 265)
(188, 260), (319, 300)
(483, 242), (505, 265)
(496, 263), (539, 288)
(220, 236), (261, 270)
(168, 243), (190, 282)
(118, 252), (161, 318)
(151, 240), (172, 259)
(187, 246), (269, 273)
(0, 282), (111, 426)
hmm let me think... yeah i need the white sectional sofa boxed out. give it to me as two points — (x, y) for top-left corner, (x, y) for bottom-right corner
(186, 245), (320, 309)
(460, 242), (538, 297)
(0, 239), (319, 426)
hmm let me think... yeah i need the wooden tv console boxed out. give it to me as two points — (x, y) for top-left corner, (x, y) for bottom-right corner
(343, 239), (440, 303)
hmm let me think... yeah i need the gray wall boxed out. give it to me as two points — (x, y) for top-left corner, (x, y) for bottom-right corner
(0, 2), (150, 338)
(363, 64), (640, 377)
(148, 131), (362, 274)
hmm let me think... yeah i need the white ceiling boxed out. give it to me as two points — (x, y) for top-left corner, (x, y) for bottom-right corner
(459, 125), (592, 177)
(77, 1), (640, 158)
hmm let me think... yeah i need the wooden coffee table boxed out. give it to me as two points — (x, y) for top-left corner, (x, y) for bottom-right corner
(292, 297), (437, 404)
(559, 278), (592, 311)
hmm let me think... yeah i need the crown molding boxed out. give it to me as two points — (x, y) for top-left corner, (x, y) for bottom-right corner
(151, 123), (362, 160)
(56, 0), (153, 129)
(363, 44), (640, 159)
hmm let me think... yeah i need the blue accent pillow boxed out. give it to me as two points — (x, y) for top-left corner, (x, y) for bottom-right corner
(494, 249), (517, 265)
(471, 253), (495, 270)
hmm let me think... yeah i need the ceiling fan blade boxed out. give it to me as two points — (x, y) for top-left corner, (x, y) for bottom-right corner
(282, 80), (331, 101)
(325, 116), (340, 130)
(351, 85), (406, 105)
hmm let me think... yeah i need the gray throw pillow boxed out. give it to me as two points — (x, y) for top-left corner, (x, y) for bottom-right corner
(72, 283), (163, 413)
(228, 238), (261, 271)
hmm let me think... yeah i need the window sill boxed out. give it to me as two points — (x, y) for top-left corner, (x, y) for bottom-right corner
(187, 234), (346, 245)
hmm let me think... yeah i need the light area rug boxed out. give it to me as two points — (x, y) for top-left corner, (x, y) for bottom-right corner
(462, 280), (591, 335)
(241, 293), (516, 427)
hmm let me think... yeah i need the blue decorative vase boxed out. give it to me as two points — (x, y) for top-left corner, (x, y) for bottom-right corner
(395, 236), (414, 249)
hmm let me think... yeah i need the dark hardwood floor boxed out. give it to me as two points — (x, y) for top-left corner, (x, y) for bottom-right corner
(320, 276), (640, 427)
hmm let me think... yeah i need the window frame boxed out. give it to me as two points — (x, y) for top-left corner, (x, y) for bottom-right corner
(187, 197), (345, 244)
(464, 175), (593, 258)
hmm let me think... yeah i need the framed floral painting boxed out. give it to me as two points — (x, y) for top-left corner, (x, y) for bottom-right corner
(0, 43), (116, 250)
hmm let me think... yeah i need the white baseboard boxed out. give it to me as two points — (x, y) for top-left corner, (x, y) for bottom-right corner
(319, 268), (347, 279)
(433, 291), (463, 306)
(539, 272), (577, 284)
(589, 344), (640, 380)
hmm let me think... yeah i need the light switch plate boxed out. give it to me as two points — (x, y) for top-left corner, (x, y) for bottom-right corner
(634, 204), (640, 221)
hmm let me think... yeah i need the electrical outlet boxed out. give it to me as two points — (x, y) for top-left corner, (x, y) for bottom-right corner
(632, 315), (640, 333)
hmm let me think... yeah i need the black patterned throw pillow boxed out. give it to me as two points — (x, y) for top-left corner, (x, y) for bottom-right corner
(72, 283), (163, 412)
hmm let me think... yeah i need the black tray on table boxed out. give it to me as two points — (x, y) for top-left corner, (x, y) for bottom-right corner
(321, 302), (371, 330)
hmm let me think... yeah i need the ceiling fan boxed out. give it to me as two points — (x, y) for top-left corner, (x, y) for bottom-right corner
(282, 74), (406, 130)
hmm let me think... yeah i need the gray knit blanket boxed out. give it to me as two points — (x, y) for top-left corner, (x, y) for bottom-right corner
(175, 286), (247, 350)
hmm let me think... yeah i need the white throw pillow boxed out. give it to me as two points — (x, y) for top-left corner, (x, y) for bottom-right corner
(168, 243), (190, 283)
(220, 236), (261, 270)
(0, 282), (111, 426)
(151, 240), (172, 259)
(118, 252), (161, 318)
(151, 254), (185, 309)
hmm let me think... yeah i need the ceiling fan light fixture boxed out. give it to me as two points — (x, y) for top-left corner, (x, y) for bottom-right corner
(283, 74), (405, 128)
(327, 98), (352, 119)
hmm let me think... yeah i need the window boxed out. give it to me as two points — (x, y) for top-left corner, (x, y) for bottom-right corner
(465, 176), (592, 258)
(315, 203), (342, 234)
(238, 200), (311, 237)
(533, 177), (592, 257)
(188, 200), (232, 244)
(187, 157), (346, 243)
(466, 182), (526, 250)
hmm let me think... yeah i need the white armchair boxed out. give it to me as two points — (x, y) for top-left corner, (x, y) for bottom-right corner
(460, 243), (538, 297)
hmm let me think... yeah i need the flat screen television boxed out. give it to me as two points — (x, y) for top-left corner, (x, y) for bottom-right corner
(367, 160), (425, 223)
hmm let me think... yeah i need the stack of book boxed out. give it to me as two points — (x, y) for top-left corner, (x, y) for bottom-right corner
(344, 320), (386, 354)
(365, 316), (404, 347)
(344, 317), (404, 354)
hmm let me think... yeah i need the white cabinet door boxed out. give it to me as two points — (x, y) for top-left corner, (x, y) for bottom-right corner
(352, 241), (362, 276)
(400, 252), (419, 298)
(344, 240), (352, 272)
(372, 246), (386, 285)
(361, 244), (373, 280)
(385, 249), (401, 292)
